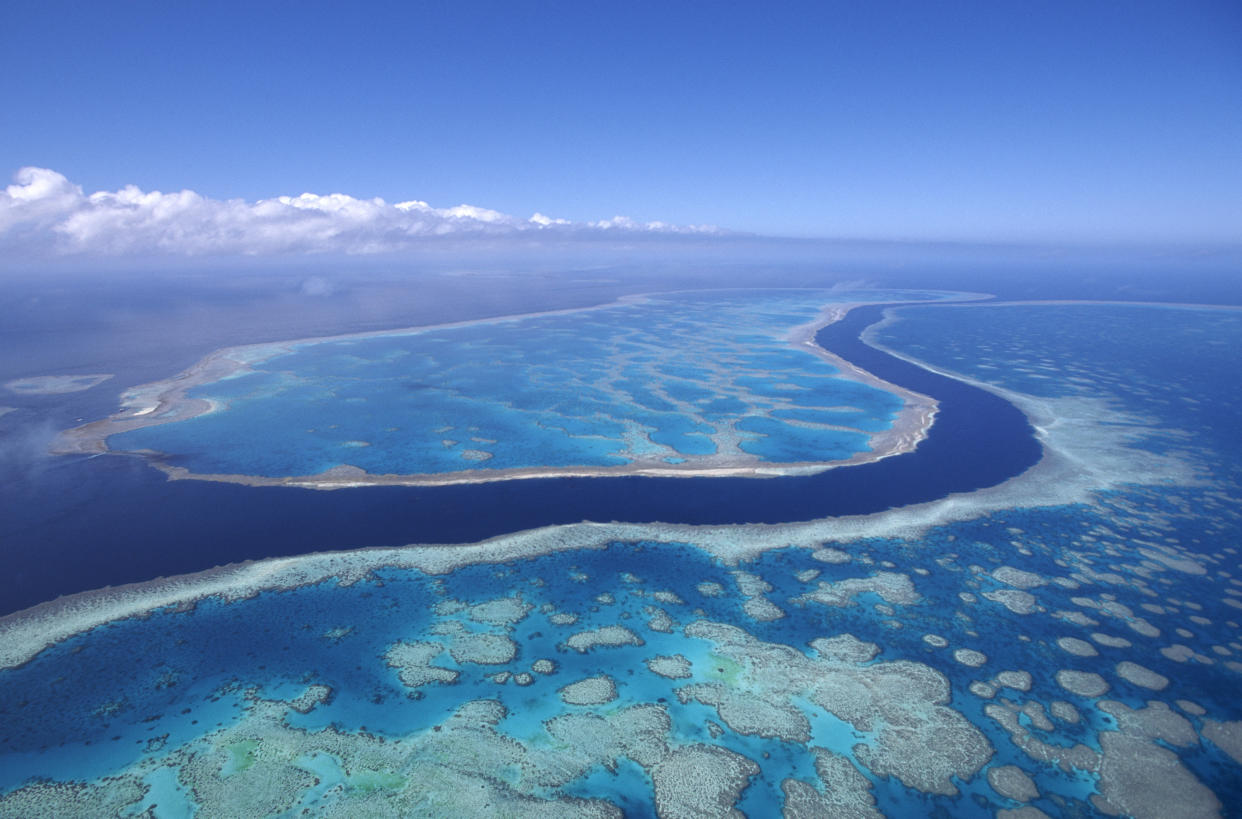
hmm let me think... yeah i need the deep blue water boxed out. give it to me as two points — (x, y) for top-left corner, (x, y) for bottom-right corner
(3, 288), (1242, 816)
(0, 303), (1040, 617)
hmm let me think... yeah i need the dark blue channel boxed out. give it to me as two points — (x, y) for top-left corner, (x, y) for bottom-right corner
(1, 305), (1041, 617)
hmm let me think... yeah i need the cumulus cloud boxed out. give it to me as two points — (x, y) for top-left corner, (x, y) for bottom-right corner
(0, 167), (721, 259)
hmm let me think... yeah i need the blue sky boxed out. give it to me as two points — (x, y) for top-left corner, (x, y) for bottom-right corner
(2, 0), (1240, 249)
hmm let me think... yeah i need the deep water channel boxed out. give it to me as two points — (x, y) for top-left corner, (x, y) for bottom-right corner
(2, 304), (1041, 616)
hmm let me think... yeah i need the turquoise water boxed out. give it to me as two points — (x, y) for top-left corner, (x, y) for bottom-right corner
(108, 290), (946, 478)
(3, 301), (1241, 816)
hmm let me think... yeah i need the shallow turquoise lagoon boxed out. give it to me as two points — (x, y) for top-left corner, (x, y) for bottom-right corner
(108, 290), (945, 478)
(4, 301), (1241, 816)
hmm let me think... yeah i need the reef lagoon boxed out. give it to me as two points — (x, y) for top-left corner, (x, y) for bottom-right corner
(2, 294), (1242, 817)
(67, 289), (958, 485)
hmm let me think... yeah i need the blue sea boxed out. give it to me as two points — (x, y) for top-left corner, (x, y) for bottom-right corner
(1, 269), (1241, 816)
(107, 290), (949, 478)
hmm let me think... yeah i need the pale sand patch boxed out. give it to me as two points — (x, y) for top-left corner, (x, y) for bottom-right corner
(1098, 701), (1196, 747)
(1115, 661), (1169, 691)
(1056, 670), (1109, 698)
(1202, 720), (1242, 765)
(954, 649), (987, 668)
(1093, 732), (1219, 818)
(1160, 644), (1196, 663)
(984, 702), (1100, 775)
(468, 595), (532, 626)
(0, 777), (148, 815)
(677, 682), (811, 743)
(732, 571), (771, 596)
(1127, 619), (1161, 639)
(696, 581), (725, 598)
(992, 566), (1046, 589)
(794, 572), (919, 608)
(983, 589), (1039, 615)
(1021, 702), (1054, 732)
(559, 675), (618, 706)
(644, 606), (675, 633)
(385, 641), (458, 688)
(810, 634), (880, 664)
(450, 633), (517, 665)
(780, 748), (881, 819)
(651, 745), (759, 819)
(1049, 701), (1079, 724)
(997, 809), (1052, 819)
(811, 547), (851, 564)
(1053, 610), (1099, 627)
(684, 619), (993, 796)
(987, 765), (1039, 803)
(742, 596), (785, 622)
(563, 625), (644, 653)
(1135, 546), (1207, 576)
(645, 655), (693, 680)
(969, 681), (997, 699)
(994, 671), (1032, 692)
(1056, 637), (1098, 657)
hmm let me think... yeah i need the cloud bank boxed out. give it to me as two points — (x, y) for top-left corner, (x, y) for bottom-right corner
(0, 168), (721, 259)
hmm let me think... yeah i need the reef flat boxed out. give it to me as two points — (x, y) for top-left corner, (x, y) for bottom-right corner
(4, 373), (112, 395)
(4, 301), (1241, 816)
(56, 289), (961, 487)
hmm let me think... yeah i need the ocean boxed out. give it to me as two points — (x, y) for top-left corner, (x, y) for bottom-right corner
(1, 263), (1240, 816)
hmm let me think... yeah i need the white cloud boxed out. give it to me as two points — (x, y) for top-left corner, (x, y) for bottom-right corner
(529, 212), (570, 227)
(0, 167), (721, 258)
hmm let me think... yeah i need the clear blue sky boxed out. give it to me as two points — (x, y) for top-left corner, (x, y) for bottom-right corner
(3, 0), (1239, 243)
